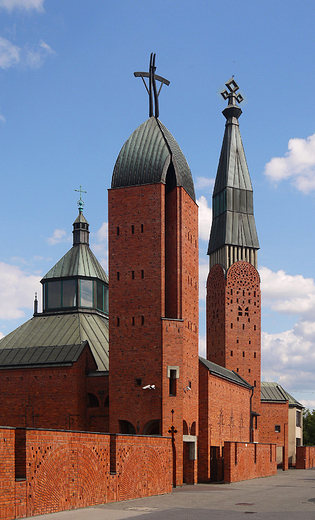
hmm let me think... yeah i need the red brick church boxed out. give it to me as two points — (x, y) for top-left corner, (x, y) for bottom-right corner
(0, 56), (303, 488)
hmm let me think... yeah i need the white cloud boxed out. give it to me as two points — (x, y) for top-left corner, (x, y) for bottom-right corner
(0, 0), (44, 11)
(0, 36), (20, 68)
(0, 114), (5, 123)
(0, 37), (54, 70)
(91, 222), (108, 272)
(260, 266), (315, 317)
(47, 229), (69, 246)
(195, 176), (214, 192)
(24, 40), (55, 69)
(0, 261), (40, 320)
(197, 195), (212, 242)
(265, 133), (315, 193)
(260, 266), (315, 399)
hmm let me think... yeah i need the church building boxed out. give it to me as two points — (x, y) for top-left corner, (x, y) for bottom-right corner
(0, 55), (303, 486)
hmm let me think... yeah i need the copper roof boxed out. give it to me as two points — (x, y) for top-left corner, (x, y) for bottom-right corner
(199, 357), (252, 389)
(0, 312), (109, 371)
(111, 116), (195, 202)
(208, 91), (259, 254)
(261, 382), (303, 408)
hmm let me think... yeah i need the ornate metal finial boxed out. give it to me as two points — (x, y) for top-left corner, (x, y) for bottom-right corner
(220, 78), (244, 105)
(75, 185), (87, 214)
(134, 53), (170, 118)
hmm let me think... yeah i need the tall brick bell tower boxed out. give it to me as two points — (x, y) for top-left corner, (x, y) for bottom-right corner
(108, 55), (199, 485)
(206, 78), (261, 440)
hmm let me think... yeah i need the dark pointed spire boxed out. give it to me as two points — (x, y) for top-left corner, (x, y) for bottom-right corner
(208, 78), (259, 271)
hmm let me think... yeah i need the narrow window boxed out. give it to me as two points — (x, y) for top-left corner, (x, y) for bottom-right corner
(136, 378), (142, 386)
(117, 317), (120, 327)
(248, 369), (251, 373)
(245, 307), (249, 316)
(254, 325), (256, 331)
(231, 323), (233, 329)
(237, 339), (239, 344)
(132, 271), (135, 279)
(169, 370), (177, 396)
(117, 272), (120, 281)
(249, 340), (251, 345)
(242, 351), (245, 357)
(132, 317), (135, 326)
(254, 380), (256, 387)
(254, 352), (256, 358)
(141, 224), (144, 233)
(131, 225), (134, 234)
(141, 315), (144, 325)
(275, 425), (281, 433)
(231, 350), (233, 357)
(242, 324), (245, 330)
(238, 306), (242, 316)
(117, 227), (120, 235)
(141, 270), (144, 279)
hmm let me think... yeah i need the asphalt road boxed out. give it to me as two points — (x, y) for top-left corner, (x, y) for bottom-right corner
(27, 468), (315, 520)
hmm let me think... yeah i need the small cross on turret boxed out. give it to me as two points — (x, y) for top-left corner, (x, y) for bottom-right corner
(75, 185), (87, 213)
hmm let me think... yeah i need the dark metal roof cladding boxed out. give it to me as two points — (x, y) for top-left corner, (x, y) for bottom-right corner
(261, 382), (303, 408)
(111, 116), (195, 202)
(199, 356), (252, 389)
(208, 88), (259, 254)
(0, 342), (88, 369)
(0, 313), (109, 371)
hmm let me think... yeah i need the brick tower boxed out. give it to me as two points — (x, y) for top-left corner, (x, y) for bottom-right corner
(206, 78), (261, 437)
(108, 55), (199, 485)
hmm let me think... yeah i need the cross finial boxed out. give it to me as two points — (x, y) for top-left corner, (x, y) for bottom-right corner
(220, 78), (244, 105)
(75, 185), (87, 214)
(134, 53), (170, 118)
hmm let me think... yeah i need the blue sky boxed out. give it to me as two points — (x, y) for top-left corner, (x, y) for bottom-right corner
(0, 0), (315, 409)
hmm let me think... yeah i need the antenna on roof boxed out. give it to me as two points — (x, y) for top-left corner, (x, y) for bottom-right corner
(134, 53), (170, 118)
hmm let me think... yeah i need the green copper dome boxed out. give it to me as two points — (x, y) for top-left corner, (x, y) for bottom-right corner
(111, 116), (195, 202)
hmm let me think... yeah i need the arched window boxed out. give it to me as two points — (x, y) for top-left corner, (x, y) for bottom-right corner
(143, 420), (160, 435)
(183, 420), (189, 435)
(119, 420), (136, 434)
(87, 393), (99, 408)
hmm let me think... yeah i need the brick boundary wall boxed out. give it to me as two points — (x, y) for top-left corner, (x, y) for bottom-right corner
(296, 446), (315, 469)
(224, 441), (277, 483)
(0, 428), (172, 520)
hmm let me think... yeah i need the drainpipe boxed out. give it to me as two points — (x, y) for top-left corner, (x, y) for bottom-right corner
(250, 386), (254, 443)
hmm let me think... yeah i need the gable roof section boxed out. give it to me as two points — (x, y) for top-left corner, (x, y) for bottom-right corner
(199, 356), (252, 389)
(0, 342), (88, 369)
(0, 312), (109, 371)
(261, 382), (303, 408)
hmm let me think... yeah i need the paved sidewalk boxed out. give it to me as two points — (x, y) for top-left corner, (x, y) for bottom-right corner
(27, 468), (315, 520)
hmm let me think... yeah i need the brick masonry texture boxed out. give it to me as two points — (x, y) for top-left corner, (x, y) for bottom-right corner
(224, 441), (277, 483)
(198, 364), (251, 482)
(296, 446), (315, 469)
(260, 402), (289, 469)
(207, 261), (261, 424)
(0, 344), (109, 434)
(108, 183), (199, 486)
(0, 428), (172, 520)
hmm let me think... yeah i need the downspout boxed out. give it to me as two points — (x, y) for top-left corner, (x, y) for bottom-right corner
(250, 386), (254, 443)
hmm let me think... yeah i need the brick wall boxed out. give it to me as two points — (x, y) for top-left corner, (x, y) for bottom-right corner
(260, 401), (289, 469)
(224, 441), (277, 483)
(198, 363), (251, 482)
(0, 344), (101, 432)
(296, 446), (315, 469)
(207, 261), (261, 419)
(108, 183), (199, 486)
(0, 428), (172, 519)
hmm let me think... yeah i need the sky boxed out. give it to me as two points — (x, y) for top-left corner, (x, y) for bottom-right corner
(0, 0), (315, 409)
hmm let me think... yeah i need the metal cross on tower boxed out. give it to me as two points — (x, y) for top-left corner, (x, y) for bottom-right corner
(134, 53), (170, 118)
(220, 77), (244, 105)
(75, 185), (87, 213)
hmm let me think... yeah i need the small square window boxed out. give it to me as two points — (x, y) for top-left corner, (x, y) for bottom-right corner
(275, 425), (281, 433)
